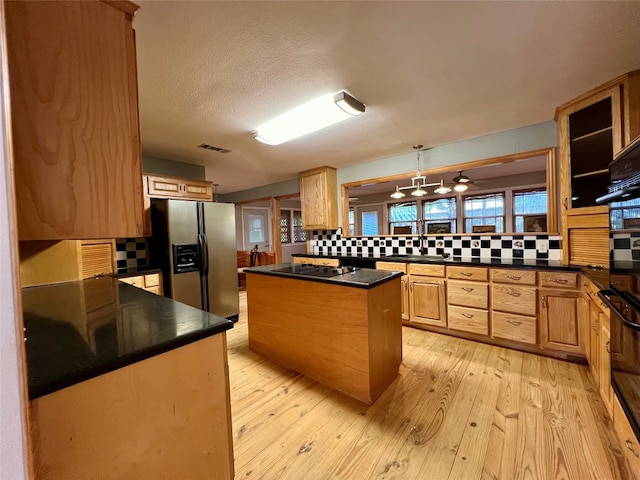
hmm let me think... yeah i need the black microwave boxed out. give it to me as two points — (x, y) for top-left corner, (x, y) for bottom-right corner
(597, 135), (640, 204)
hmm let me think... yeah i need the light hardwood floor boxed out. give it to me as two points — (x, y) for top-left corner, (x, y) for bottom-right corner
(228, 290), (637, 480)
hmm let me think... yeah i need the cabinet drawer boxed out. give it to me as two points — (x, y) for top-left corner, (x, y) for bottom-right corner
(539, 271), (579, 289)
(376, 262), (407, 274)
(120, 276), (144, 288)
(492, 311), (537, 345)
(292, 257), (310, 264)
(144, 273), (161, 288)
(408, 263), (445, 277)
(491, 285), (537, 316)
(447, 280), (488, 309)
(145, 285), (163, 296)
(447, 266), (488, 282)
(315, 258), (339, 267)
(490, 269), (536, 285)
(448, 305), (488, 335)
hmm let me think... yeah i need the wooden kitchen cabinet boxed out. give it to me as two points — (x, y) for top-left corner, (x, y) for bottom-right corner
(376, 262), (409, 321)
(408, 264), (446, 328)
(589, 300), (601, 388)
(538, 287), (586, 356)
(299, 166), (339, 230)
(19, 239), (116, 287)
(145, 175), (213, 201)
(599, 314), (613, 416)
(6, 1), (145, 240)
(446, 266), (489, 336)
(119, 272), (164, 296)
(490, 268), (537, 345)
(556, 70), (640, 267)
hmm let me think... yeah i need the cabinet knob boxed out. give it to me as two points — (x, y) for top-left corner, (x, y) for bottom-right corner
(606, 340), (610, 353)
(563, 197), (568, 210)
(541, 295), (547, 308)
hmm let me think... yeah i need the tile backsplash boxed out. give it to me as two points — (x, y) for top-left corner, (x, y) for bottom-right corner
(310, 229), (562, 261)
(612, 232), (640, 262)
(115, 238), (148, 270)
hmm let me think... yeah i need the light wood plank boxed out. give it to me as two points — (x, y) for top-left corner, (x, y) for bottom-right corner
(229, 289), (630, 480)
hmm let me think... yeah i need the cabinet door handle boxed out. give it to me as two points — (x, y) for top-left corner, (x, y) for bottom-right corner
(551, 278), (568, 284)
(507, 289), (521, 297)
(462, 287), (474, 292)
(460, 272), (473, 277)
(507, 320), (522, 327)
(462, 313), (474, 319)
(563, 197), (568, 210)
(409, 282), (413, 291)
(507, 274), (522, 280)
(541, 295), (547, 308)
(606, 340), (610, 353)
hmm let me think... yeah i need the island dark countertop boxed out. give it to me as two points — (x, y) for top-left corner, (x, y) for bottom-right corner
(23, 276), (233, 400)
(245, 263), (402, 288)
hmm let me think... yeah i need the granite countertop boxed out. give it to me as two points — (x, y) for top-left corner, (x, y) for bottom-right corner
(244, 263), (402, 289)
(293, 253), (580, 270)
(23, 276), (233, 400)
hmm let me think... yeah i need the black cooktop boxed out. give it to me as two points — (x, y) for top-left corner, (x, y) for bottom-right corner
(272, 265), (359, 278)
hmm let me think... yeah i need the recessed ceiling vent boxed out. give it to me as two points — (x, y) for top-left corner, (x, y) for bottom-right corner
(197, 143), (231, 154)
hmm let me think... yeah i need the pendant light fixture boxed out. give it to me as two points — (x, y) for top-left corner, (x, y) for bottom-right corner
(434, 179), (452, 194)
(390, 145), (438, 199)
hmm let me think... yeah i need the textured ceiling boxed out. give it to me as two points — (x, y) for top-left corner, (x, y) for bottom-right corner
(133, 1), (640, 194)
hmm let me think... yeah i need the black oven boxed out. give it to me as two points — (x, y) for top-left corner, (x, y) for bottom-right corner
(597, 134), (640, 441)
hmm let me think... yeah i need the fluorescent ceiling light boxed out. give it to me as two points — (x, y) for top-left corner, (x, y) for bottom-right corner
(253, 91), (365, 145)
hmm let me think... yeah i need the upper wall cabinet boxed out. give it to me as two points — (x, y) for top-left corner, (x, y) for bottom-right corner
(145, 175), (213, 201)
(300, 166), (339, 231)
(6, 1), (145, 240)
(556, 70), (640, 266)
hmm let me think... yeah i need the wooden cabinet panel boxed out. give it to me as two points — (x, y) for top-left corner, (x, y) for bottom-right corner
(589, 300), (601, 388)
(539, 271), (580, 289)
(613, 395), (640, 475)
(446, 266), (488, 282)
(447, 305), (488, 336)
(299, 166), (338, 230)
(401, 275), (409, 321)
(145, 175), (212, 201)
(119, 273), (163, 296)
(375, 262), (407, 274)
(80, 241), (115, 279)
(491, 311), (537, 345)
(599, 319), (613, 417)
(410, 278), (446, 327)
(567, 227), (610, 268)
(491, 285), (537, 316)
(490, 269), (536, 285)
(447, 280), (489, 310)
(7, 1), (145, 240)
(409, 263), (445, 277)
(314, 258), (339, 267)
(538, 289), (585, 354)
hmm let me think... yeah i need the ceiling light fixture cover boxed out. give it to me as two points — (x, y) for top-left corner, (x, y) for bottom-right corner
(253, 91), (365, 145)
(454, 182), (468, 192)
(434, 179), (452, 195)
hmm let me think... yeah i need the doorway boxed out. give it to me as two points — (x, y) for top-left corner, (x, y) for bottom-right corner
(241, 207), (271, 251)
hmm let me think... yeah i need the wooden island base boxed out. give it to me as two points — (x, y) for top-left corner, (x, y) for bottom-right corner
(246, 273), (402, 404)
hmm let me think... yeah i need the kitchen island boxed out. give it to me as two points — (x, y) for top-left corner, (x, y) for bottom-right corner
(244, 263), (403, 405)
(23, 277), (235, 480)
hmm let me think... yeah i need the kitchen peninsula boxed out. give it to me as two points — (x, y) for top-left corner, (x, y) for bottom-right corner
(245, 264), (402, 404)
(23, 277), (235, 479)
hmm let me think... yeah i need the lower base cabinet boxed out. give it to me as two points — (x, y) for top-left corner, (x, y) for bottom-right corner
(447, 305), (488, 335)
(410, 277), (446, 327)
(491, 311), (537, 345)
(538, 288), (585, 355)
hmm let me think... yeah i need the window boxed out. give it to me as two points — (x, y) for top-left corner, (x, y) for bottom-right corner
(389, 202), (417, 234)
(249, 214), (265, 242)
(362, 211), (379, 235)
(280, 209), (306, 244)
(513, 188), (547, 232)
(423, 197), (457, 233)
(348, 208), (355, 236)
(611, 197), (640, 230)
(464, 193), (505, 233)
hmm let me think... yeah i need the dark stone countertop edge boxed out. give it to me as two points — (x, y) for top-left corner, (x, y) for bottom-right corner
(293, 253), (580, 271)
(29, 321), (233, 401)
(244, 264), (403, 289)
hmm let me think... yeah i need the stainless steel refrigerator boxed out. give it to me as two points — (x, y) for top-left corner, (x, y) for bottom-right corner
(149, 199), (239, 321)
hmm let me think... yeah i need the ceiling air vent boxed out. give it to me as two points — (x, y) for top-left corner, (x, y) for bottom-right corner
(197, 143), (231, 154)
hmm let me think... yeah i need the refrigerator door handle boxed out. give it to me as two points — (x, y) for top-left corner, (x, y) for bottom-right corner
(200, 233), (210, 275)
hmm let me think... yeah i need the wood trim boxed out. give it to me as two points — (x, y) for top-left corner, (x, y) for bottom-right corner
(341, 147), (558, 236)
(270, 197), (281, 262)
(101, 1), (140, 17)
(554, 70), (640, 120)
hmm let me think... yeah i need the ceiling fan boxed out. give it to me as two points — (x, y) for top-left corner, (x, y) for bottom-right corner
(452, 170), (472, 192)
